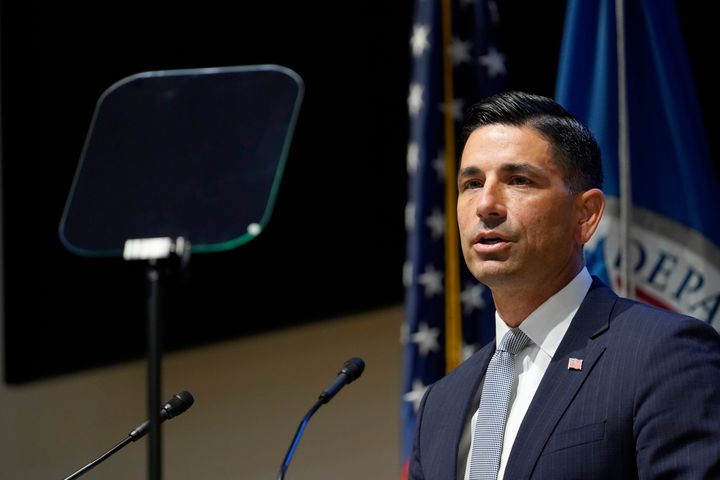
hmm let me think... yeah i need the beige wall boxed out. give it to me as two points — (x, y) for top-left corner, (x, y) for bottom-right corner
(0, 305), (404, 479)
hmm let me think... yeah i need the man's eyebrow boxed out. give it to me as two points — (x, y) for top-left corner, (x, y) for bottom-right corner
(502, 162), (545, 176)
(458, 165), (481, 178)
(457, 162), (545, 179)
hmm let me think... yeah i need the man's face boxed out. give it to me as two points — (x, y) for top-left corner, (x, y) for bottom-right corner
(457, 124), (584, 291)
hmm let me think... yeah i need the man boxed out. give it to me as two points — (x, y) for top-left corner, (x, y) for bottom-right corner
(409, 91), (720, 479)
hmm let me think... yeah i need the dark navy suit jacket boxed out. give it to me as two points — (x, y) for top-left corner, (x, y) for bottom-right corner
(409, 278), (720, 479)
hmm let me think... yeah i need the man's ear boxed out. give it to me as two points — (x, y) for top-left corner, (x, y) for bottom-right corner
(574, 188), (605, 245)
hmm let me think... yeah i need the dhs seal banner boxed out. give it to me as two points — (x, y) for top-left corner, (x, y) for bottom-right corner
(556, 0), (720, 329)
(587, 200), (720, 326)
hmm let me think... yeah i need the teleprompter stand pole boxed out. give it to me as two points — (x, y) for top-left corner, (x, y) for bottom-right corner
(146, 259), (163, 480)
(124, 237), (190, 480)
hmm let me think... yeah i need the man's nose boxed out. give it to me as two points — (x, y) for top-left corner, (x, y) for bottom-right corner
(475, 180), (507, 221)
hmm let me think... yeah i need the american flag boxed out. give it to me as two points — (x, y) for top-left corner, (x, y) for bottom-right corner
(567, 357), (583, 371)
(401, 0), (507, 475)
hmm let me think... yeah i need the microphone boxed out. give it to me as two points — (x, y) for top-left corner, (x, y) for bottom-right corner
(129, 390), (195, 440)
(277, 357), (366, 480)
(319, 357), (365, 403)
(63, 390), (194, 480)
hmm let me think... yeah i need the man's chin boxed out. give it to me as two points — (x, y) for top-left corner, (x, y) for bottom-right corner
(470, 262), (519, 287)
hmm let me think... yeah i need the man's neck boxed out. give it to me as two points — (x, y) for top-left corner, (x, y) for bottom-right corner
(491, 264), (585, 328)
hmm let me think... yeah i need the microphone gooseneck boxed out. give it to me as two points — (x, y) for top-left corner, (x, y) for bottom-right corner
(277, 358), (365, 480)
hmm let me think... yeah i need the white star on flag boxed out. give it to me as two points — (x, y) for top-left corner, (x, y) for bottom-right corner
(407, 142), (419, 174)
(408, 83), (424, 116)
(411, 322), (441, 356)
(425, 208), (445, 240)
(449, 37), (472, 66)
(403, 379), (428, 413)
(440, 98), (464, 121)
(432, 150), (445, 180)
(479, 46), (506, 78)
(461, 282), (486, 313)
(410, 24), (431, 57)
(418, 264), (443, 297)
(403, 261), (413, 288)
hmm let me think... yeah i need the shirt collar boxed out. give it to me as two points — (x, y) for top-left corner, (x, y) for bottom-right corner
(495, 267), (592, 358)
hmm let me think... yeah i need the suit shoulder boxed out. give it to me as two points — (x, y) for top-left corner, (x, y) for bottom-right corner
(610, 296), (720, 345)
(589, 277), (718, 336)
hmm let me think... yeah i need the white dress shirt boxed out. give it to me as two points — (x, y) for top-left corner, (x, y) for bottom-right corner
(461, 268), (592, 480)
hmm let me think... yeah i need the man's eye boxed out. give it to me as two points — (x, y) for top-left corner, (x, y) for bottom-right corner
(462, 180), (483, 190)
(509, 176), (531, 186)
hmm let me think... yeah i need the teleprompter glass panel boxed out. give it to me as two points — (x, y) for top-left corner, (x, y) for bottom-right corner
(59, 64), (303, 256)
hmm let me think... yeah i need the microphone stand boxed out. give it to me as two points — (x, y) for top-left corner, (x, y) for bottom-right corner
(277, 399), (323, 480)
(64, 438), (132, 480)
(62, 391), (194, 480)
(276, 358), (364, 479)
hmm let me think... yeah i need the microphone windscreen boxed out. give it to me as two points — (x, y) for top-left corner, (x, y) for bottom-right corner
(163, 390), (195, 419)
(340, 357), (365, 383)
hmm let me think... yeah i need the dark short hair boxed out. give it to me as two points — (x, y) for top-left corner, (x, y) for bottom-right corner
(461, 90), (603, 193)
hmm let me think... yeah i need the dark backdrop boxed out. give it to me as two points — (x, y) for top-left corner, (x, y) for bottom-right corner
(1, 2), (713, 383)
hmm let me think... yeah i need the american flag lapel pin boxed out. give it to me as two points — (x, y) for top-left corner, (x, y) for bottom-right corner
(567, 357), (583, 371)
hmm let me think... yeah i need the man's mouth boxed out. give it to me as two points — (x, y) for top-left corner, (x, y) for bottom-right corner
(479, 237), (504, 245)
(472, 232), (511, 254)
(473, 231), (509, 244)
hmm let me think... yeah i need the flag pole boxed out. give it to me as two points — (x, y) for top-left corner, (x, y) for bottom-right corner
(440, 0), (462, 372)
(615, 0), (634, 298)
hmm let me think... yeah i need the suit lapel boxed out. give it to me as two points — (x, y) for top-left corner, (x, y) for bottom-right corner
(504, 279), (617, 479)
(441, 341), (495, 479)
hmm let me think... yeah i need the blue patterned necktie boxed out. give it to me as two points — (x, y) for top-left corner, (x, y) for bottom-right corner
(468, 328), (531, 479)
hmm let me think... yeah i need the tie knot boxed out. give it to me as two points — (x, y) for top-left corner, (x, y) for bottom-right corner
(498, 328), (531, 355)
